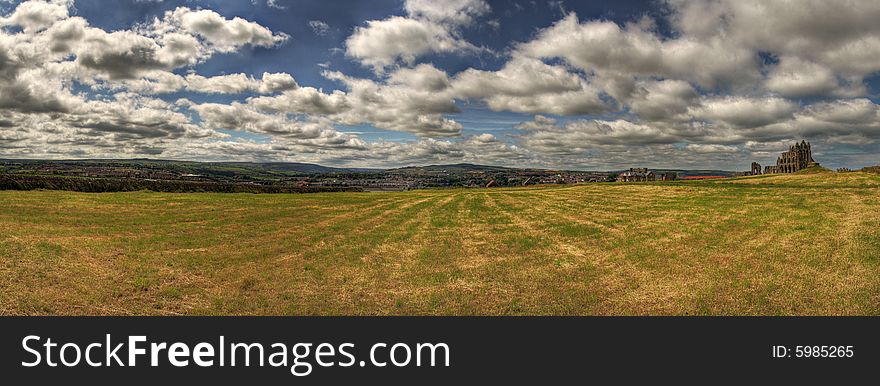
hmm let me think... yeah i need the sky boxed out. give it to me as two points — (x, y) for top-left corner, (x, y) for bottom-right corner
(0, 0), (879, 170)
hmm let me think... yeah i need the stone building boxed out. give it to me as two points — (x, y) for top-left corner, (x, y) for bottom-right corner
(751, 162), (762, 175)
(657, 172), (677, 181)
(619, 168), (656, 182)
(763, 141), (819, 174)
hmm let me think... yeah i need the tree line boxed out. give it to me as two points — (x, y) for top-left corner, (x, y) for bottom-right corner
(0, 174), (364, 194)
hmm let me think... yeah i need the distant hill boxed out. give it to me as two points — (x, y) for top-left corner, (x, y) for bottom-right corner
(1, 158), (741, 177)
(215, 162), (380, 174)
(0, 159), (380, 175)
(388, 163), (522, 174)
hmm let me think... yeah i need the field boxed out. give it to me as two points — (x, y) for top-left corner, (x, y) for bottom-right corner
(1, 170), (879, 315)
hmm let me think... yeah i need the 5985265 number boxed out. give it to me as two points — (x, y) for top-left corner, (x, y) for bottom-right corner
(794, 346), (853, 358)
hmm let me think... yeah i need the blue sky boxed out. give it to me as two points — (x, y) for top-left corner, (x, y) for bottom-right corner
(1, 0), (879, 170)
(69, 0), (663, 142)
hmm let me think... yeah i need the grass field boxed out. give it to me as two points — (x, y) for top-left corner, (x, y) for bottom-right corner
(1, 170), (879, 315)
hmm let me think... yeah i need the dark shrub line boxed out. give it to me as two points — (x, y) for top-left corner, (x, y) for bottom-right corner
(0, 174), (363, 194)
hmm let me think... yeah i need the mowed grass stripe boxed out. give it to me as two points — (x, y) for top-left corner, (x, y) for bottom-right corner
(1, 171), (878, 315)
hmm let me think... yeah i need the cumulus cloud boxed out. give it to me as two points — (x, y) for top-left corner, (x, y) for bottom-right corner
(345, 16), (480, 72)
(248, 86), (350, 116)
(184, 72), (298, 94)
(0, 2), (288, 83)
(628, 79), (699, 121)
(149, 7), (288, 53)
(452, 56), (607, 115)
(345, 0), (488, 72)
(765, 56), (843, 98)
(244, 67), (463, 137)
(311, 134), (527, 168)
(517, 116), (681, 152)
(691, 97), (799, 129)
(0, 0), (70, 33)
(191, 101), (365, 148)
(508, 115), (741, 169)
(2, 0), (880, 170)
(517, 13), (760, 93)
(68, 94), (207, 140)
(0, 1), (296, 159)
(515, 1), (880, 105)
(666, 0), (880, 93)
(801, 98), (879, 125)
(387, 63), (451, 91)
(686, 144), (740, 154)
(75, 30), (170, 79)
(321, 68), (462, 136)
(403, 0), (490, 26)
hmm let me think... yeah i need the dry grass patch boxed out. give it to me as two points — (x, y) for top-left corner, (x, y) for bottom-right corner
(1, 172), (879, 315)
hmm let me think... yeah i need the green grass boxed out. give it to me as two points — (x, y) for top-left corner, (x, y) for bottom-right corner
(1, 171), (879, 315)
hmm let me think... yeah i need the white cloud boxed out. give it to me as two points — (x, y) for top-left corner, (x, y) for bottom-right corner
(666, 0), (880, 93)
(245, 67), (463, 137)
(765, 56), (843, 98)
(149, 7), (289, 53)
(257, 72), (298, 93)
(387, 63), (451, 91)
(691, 97), (799, 129)
(321, 68), (462, 136)
(184, 73), (250, 94)
(628, 79), (699, 121)
(266, 0), (286, 10)
(515, 116), (682, 157)
(517, 13), (760, 92)
(0, 2), (304, 159)
(191, 102), (364, 147)
(454, 56), (583, 98)
(686, 144), (739, 154)
(3, 0), (880, 169)
(69, 94), (209, 140)
(308, 20), (329, 36)
(75, 30), (168, 79)
(344, 0), (489, 73)
(452, 56), (608, 115)
(801, 98), (879, 125)
(403, 0), (490, 26)
(248, 85), (350, 115)
(184, 72), (297, 94)
(0, 0), (70, 33)
(345, 16), (479, 72)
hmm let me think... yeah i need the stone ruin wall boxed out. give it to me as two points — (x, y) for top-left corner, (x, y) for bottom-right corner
(763, 141), (819, 174)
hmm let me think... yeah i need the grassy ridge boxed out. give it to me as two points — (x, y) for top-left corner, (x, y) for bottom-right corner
(1, 172), (879, 315)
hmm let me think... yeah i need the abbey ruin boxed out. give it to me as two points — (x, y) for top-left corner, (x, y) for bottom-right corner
(748, 141), (820, 175)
